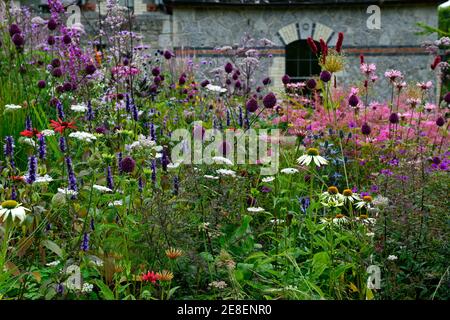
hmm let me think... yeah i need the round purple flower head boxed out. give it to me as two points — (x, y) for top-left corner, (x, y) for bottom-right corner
(52, 67), (63, 78)
(444, 92), (450, 104)
(62, 35), (72, 45)
(263, 77), (271, 86)
(12, 33), (25, 47)
(120, 156), (136, 173)
(263, 92), (277, 109)
(47, 18), (57, 31)
(9, 24), (21, 37)
(246, 98), (259, 113)
(320, 71), (332, 83)
(306, 79), (316, 90)
(389, 112), (399, 124)
(361, 123), (371, 135)
(47, 36), (56, 46)
(436, 116), (445, 127)
(224, 62), (233, 74)
(85, 64), (96, 75)
(200, 79), (210, 87)
(151, 67), (160, 76)
(163, 50), (173, 60)
(37, 80), (46, 89)
(349, 95), (359, 107)
(282, 74), (290, 85)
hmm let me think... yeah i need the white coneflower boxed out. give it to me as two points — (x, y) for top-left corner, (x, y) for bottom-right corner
(92, 185), (113, 193)
(70, 103), (87, 112)
(280, 168), (299, 175)
(21, 138), (37, 147)
(40, 129), (55, 137)
(387, 255), (398, 261)
(4, 104), (22, 110)
(261, 176), (275, 182)
(57, 188), (78, 196)
(355, 195), (373, 210)
(34, 174), (54, 184)
(204, 175), (219, 180)
(0, 200), (30, 224)
(108, 200), (123, 207)
(69, 131), (97, 143)
(332, 214), (349, 225)
(247, 207), (265, 213)
(216, 169), (236, 177)
(212, 156), (233, 165)
(320, 186), (344, 206)
(297, 148), (328, 167)
(342, 189), (361, 204)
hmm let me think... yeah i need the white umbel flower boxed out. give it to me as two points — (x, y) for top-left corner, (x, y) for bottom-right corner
(57, 188), (78, 196)
(108, 200), (123, 207)
(70, 103), (87, 112)
(297, 148), (328, 167)
(81, 282), (94, 293)
(167, 162), (182, 170)
(261, 176), (275, 182)
(206, 84), (227, 93)
(69, 131), (97, 143)
(280, 168), (299, 174)
(92, 185), (113, 193)
(34, 174), (54, 184)
(387, 255), (398, 261)
(4, 104), (22, 110)
(247, 207), (265, 212)
(212, 156), (233, 165)
(40, 129), (55, 137)
(0, 200), (30, 224)
(204, 175), (219, 180)
(216, 169), (236, 177)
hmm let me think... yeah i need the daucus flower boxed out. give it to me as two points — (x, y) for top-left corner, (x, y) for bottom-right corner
(247, 207), (265, 213)
(0, 200), (30, 224)
(69, 131), (97, 143)
(280, 168), (299, 174)
(297, 148), (328, 167)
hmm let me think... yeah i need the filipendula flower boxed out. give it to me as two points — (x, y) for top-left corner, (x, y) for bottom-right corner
(0, 200), (30, 223)
(297, 148), (328, 167)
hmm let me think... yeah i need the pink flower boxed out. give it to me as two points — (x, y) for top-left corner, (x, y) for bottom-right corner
(360, 63), (376, 75)
(384, 69), (403, 81)
(142, 271), (160, 284)
(416, 81), (433, 90)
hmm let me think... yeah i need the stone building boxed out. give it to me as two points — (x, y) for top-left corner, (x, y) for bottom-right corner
(15, 0), (446, 94)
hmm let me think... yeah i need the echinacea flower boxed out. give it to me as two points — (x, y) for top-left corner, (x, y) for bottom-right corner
(355, 195), (373, 210)
(157, 270), (174, 282)
(165, 247), (183, 259)
(342, 189), (361, 203)
(297, 148), (328, 167)
(332, 214), (349, 225)
(0, 200), (30, 223)
(50, 118), (77, 134)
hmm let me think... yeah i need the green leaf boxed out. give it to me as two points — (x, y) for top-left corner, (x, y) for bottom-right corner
(312, 251), (330, 278)
(94, 280), (115, 300)
(41, 240), (63, 258)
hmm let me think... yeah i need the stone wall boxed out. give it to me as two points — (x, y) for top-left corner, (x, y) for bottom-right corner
(170, 4), (440, 95)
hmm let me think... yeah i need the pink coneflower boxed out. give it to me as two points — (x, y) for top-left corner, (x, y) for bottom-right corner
(395, 81), (407, 90)
(424, 103), (437, 111)
(416, 81), (433, 90)
(406, 98), (421, 107)
(384, 69), (403, 81)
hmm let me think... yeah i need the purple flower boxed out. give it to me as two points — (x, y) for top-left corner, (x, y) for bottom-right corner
(12, 33), (24, 47)
(224, 62), (233, 74)
(444, 92), (450, 104)
(389, 113), (399, 124)
(151, 67), (160, 76)
(37, 80), (46, 89)
(380, 169), (393, 176)
(51, 58), (61, 68)
(246, 98), (258, 113)
(436, 116), (445, 127)
(370, 185), (379, 193)
(47, 36), (55, 46)
(52, 67), (63, 77)
(120, 156), (136, 173)
(200, 79), (210, 87)
(306, 79), (317, 90)
(26, 156), (38, 184)
(65, 157), (77, 192)
(163, 50), (173, 60)
(4, 136), (14, 158)
(151, 159), (157, 184)
(261, 186), (272, 193)
(349, 95), (359, 107)
(59, 137), (66, 153)
(56, 101), (65, 119)
(262, 77), (271, 85)
(173, 176), (179, 195)
(282, 74), (290, 85)
(263, 92), (277, 109)
(238, 106), (243, 127)
(11, 186), (17, 200)
(106, 166), (114, 190)
(138, 176), (144, 193)
(320, 71), (332, 83)
(38, 135), (46, 159)
(80, 233), (89, 252)
(150, 123), (156, 141)
(298, 196), (310, 214)
(85, 64), (96, 75)
(25, 115), (32, 131)
(47, 18), (57, 30)
(62, 34), (71, 45)
(9, 24), (21, 37)
(86, 101), (94, 121)
(361, 123), (371, 135)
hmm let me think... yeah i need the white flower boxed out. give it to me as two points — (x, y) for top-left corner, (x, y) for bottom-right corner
(387, 255), (398, 261)
(127, 135), (156, 151)
(366, 232), (375, 237)
(31, 16), (46, 25)
(373, 196), (389, 208)
(46, 260), (60, 267)
(212, 156), (233, 165)
(333, 215), (349, 225)
(93, 185), (113, 193)
(206, 84), (227, 93)
(280, 168), (298, 174)
(261, 176), (275, 183)
(247, 207), (265, 212)
(216, 169), (236, 177)
(167, 162), (182, 170)
(270, 219), (285, 224)
(108, 200), (123, 207)
(21, 138), (37, 147)
(40, 129), (55, 137)
(4, 104), (22, 110)
(70, 103), (87, 112)
(297, 148), (328, 167)
(81, 282), (93, 293)
(0, 200), (30, 224)
(208, 281), (228, 289)
(34, 174), (54, 184)
(341, 189), (361, 204)
(69, 131), (97, 143)
(204, 175), (219, 180)
(57, 188), (78, 196)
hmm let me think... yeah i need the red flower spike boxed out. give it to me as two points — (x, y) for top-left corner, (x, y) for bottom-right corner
(320, 39), (328, 64)
(360, 54), (365, 65)
(306, 37), (318, 55)
(431, 56), (441, 70)
(336, 32), (344, 53)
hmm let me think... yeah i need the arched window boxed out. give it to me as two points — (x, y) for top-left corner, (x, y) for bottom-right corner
(285, 40), (321, 82)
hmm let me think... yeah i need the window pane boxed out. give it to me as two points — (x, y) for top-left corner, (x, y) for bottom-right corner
(285, 40), (320, 80)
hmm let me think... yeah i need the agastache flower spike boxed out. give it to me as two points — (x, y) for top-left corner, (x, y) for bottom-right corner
(25, 115), (32, 131)
(173, 176), (179, 196)
(38, 135), (47, 159)
(65, 156), (78, 193)
(59, 137), (66, 153)
(26, 155), (38, 184)
(106, 166), (114, 190)
(4, 136), (14, 158)
(151, 159), (157, 185)
(80, 233), (89, 252)
(150, 122), (156, 141)
(86, 100), (94, 121)
(56, 101), (65, 120)
(238, 106), (243, 127)
(138, 177), (144, 193)
(125, 93), (131, 113)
